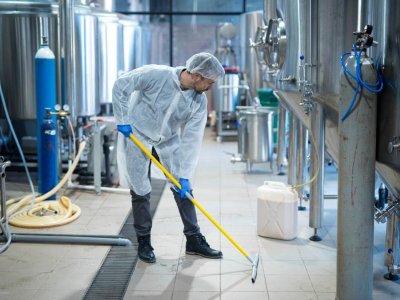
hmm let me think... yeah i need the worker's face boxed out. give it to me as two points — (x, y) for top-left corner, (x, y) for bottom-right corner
(193, 74), (215, 93)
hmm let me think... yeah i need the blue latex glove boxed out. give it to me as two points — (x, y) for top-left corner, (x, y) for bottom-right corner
(178, 178), (191, 199)
(117, 124), (133, 138)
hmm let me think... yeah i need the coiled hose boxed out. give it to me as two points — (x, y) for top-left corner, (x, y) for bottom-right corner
(6, 141), (86, 228)
(0, 79), (86, 229)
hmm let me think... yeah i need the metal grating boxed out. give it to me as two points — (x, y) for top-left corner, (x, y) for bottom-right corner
(83, 179), (166, 300)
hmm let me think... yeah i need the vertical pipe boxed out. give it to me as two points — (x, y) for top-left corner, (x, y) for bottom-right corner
(287, 113), (298, 185)
(337, 53), (377, 300)
(276, 104), (287, 175)
(309, 102), (325, 231)
(309, 0), (318, 91)
(59, 0), (76, 123)
(356, 0), (368, 32)
(384, 194), (400, 272)
(0, 162), (8, 222)
(381, 0), (388, 68)
(169, 0), (173, 66)
(93, 123), (101, 195)
(356, 0), (363, 31)
(295, 123), (306, 199)
(264, 0), (277, 23)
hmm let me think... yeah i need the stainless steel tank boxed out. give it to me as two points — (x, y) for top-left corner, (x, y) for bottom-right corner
(274, 0), (303, 93)
(215, 72), (240, 112)
(0, 1), (101, 120)
(74, 4), (100, 116)
(94, 10), (124, 105)
(369, 0), (400, 193)
(238, 107), (274, 163)
(134, 24), (154, 67)
(309, 0), (400, 198)
(119, 16), (138, 72)
(0, 1), (59, 120)
(314, 0), (358, 96)
(240, 11), (264, 99)
(259, 0), (312, 141)
(265, 0), (400, 197)
(262, 0), (359, 157)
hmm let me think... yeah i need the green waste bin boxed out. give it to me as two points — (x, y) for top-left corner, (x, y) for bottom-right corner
(257, 88), (279, 146)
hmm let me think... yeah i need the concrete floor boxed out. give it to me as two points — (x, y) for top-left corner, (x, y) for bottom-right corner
(0, 127), (399, 299)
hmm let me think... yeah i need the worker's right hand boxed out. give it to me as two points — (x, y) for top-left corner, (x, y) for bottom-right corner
(178, 178), (191, 199)
(117, 124), (133, 138)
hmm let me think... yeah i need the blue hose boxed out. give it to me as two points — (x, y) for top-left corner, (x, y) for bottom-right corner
(340, 45), (383, 121)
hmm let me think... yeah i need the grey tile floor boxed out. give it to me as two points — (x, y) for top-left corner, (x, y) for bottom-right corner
(0, 128), (399, 299)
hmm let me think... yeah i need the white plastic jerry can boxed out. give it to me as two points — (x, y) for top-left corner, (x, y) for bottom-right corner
(257, 181), (299, 240)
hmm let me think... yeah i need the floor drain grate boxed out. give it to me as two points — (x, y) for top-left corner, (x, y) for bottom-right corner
(83, 179), (166, 300)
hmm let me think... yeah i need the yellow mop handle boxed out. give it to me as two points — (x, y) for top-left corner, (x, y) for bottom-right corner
(129, 133), (250, 259)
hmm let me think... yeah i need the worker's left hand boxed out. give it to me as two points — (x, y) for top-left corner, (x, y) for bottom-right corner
(178, 178), (191, 199)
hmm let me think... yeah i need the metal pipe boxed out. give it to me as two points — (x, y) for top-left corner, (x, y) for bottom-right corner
(0, 153), (131, 250)
(276, 105), (287, 175)
(295, 123), (307, 202)
(0, 161), (11, 223)
(384, 193), (400, 280)
(381, 0), (388, 68)
(356, 0), (365, 32)
(309, 102), (325, 229)
(309, 0), (318, 91)
(10, 233), (132, 246)
(59, 0), (76, 123)
(264, 0), (277, 23)
(93, 123), (101, 195)
(287, 112), (298, 186)
(67, 182), (130, 194)
(337, 52), (377, 300)
(0, 159), (12, 254)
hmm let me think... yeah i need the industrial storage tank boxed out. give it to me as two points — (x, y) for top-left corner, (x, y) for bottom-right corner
(240, 11), (264, 99)
(0, 1), (59, 121)
(260, 0), (312, 126)
(0, 1), (101, 122)
(92, 9), (124, 107)
(368, 0), (400, 198)
(119, 15), (138, 73)
(74, 3), (100, 117)
(262, 0), (400, 196)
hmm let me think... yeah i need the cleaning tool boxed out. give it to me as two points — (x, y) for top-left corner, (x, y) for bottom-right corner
(128, 133), (260, 283)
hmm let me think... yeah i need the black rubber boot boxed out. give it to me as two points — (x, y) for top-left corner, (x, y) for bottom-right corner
(186, 234), (223, 259)
(137, 235), (156, 263)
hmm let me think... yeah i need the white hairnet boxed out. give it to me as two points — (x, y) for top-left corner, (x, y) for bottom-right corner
(186, 52), (225, 81)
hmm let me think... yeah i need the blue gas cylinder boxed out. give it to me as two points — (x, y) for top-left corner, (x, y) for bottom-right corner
(35, 36), (57, 194)
(40, 109), (58, 200)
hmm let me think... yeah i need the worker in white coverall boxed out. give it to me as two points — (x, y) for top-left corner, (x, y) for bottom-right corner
(112, 53), (225, 263)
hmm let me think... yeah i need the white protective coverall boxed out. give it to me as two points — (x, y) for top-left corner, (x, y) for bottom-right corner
(113, 56), (223, 195)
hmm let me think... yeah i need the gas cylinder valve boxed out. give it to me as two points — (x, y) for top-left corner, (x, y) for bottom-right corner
(353, 25), (378, 51)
